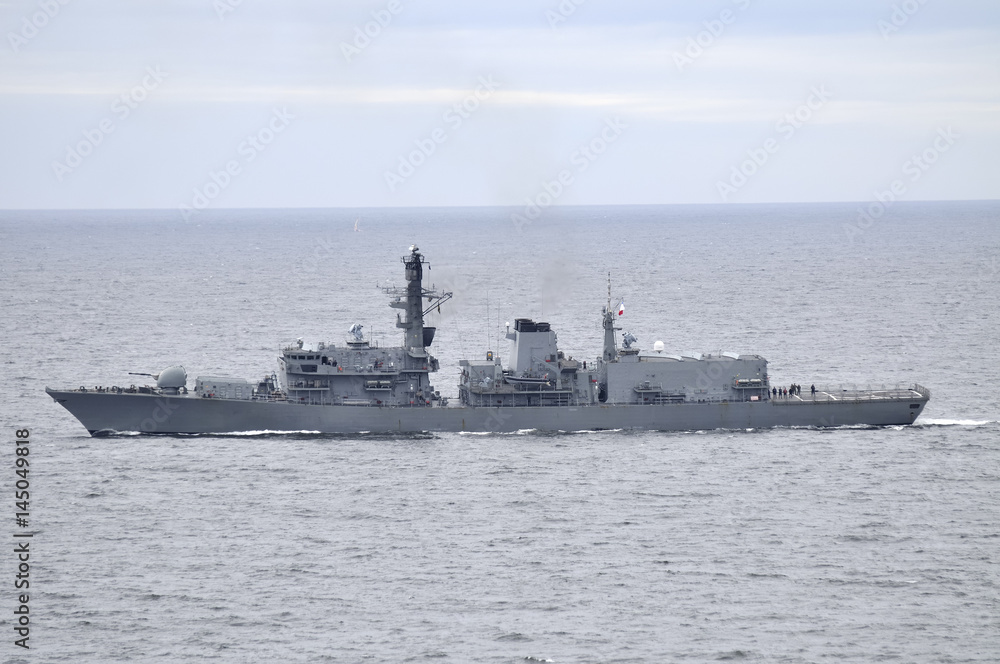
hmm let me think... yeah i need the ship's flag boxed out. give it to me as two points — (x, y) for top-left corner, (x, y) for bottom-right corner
(617, 300), (625, 316)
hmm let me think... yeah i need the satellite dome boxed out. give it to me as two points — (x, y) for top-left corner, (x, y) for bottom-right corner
(653, 341), (665, 352)
(156, 366), (188, 389)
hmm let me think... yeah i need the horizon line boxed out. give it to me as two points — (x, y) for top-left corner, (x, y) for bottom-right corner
(2, 199), (998, 214)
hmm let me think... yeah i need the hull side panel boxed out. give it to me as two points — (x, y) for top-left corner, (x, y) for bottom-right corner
(46, 390), (928, 435)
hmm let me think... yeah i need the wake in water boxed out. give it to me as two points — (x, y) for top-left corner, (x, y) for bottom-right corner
(917, 418), (997, 428)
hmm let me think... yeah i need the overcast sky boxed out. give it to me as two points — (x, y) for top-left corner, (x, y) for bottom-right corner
(1, 0), (997, 209)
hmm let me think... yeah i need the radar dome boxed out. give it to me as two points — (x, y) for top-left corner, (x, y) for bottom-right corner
(156, 366), (188, 389)
(653, 341), (665, 353)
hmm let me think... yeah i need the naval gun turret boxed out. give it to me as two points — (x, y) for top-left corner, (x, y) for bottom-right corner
(127, 365), (188, 395)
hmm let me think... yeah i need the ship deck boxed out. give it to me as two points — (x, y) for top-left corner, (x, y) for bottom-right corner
(772, 384), (929, 404)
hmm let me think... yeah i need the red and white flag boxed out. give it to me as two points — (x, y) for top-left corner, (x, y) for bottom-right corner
(617, 300), (625, 316)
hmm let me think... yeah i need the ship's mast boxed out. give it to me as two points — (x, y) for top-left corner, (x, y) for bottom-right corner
(602, 272), (619, 362)
(393, 245), (426, 351)
(384, 245), (452, 353)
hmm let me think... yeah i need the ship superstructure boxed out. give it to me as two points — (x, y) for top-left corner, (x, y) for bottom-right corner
(266, 245), (449, 408)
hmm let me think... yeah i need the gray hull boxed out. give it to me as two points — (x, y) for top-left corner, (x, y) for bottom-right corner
(46, 387), (930, 435)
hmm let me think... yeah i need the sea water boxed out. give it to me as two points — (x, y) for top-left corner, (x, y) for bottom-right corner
(0, 202), (997, 662)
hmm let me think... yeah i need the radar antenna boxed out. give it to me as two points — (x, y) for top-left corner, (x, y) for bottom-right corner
(607, 272), (612, 311)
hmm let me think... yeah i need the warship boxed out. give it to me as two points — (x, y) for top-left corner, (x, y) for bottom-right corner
(47, 246), (930, 435)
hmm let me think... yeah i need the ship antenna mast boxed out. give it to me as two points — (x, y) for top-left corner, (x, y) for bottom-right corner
(602, 271), (618, 362)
